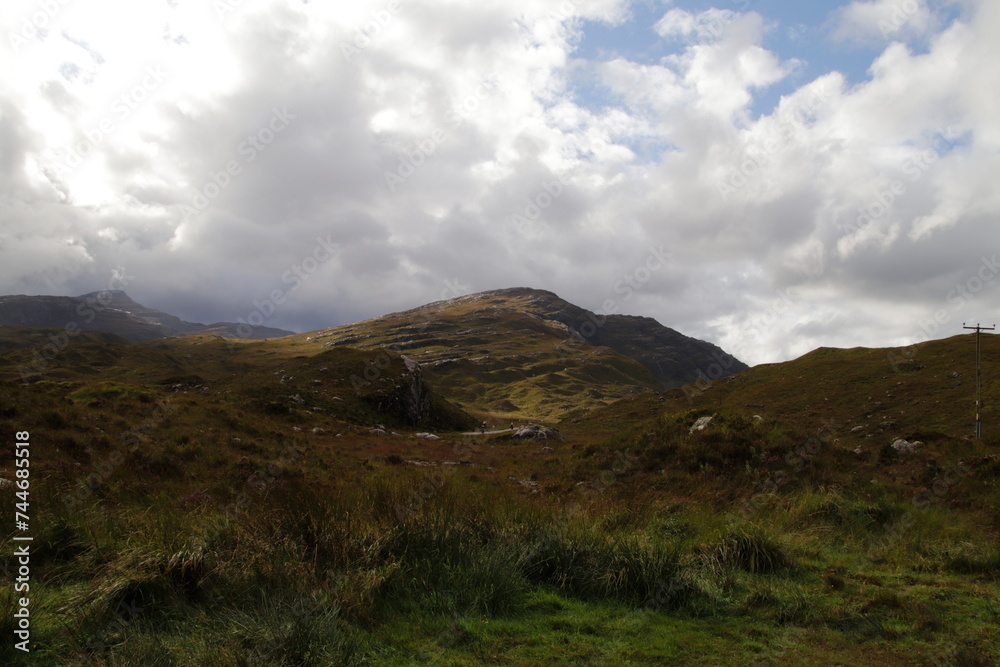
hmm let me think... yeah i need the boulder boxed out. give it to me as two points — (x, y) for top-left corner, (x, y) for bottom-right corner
(891, 439), (921, 453)
(689, 415), (713, 434)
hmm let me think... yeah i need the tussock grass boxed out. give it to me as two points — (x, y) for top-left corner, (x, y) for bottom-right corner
(521, 525), (695, 608)
(700, 525), (795, 575)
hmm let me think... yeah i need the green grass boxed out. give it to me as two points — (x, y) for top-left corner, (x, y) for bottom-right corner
(1, 463), (996, 665)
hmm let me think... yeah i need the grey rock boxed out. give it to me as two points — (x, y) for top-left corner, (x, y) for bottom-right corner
(891, 439), (921, 453)
(690, 415), (713, 433)
(514, 424), (563, 440)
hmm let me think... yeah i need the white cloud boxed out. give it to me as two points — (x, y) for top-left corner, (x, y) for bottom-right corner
(654, 8), (740, 43)
(832, 0), (936, 45)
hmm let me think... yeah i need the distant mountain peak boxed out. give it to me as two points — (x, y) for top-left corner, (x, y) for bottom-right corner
(0, 292), (294, 342)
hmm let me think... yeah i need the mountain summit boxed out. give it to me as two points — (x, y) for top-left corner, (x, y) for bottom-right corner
(307, 287), (747, 419)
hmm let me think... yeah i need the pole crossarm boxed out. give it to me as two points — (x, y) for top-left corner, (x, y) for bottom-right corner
(963, 323), (996, 439)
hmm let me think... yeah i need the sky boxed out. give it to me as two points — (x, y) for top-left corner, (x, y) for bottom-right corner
(0, 0), (997, 366)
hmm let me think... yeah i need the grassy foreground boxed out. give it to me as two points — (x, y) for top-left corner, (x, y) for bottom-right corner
(2, 425), (997, 665)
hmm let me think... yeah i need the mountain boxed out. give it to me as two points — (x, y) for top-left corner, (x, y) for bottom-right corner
(0, 286), (745, 420)
(303, 287), (747, 419)
(0, 290), (293, 342)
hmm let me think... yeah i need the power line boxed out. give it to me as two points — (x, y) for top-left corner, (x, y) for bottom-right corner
(963, 323), (995, 439)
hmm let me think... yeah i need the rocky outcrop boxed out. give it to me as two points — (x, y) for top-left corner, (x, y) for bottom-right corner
(362, 357), (433, 426)
(513, 424), (562, 440)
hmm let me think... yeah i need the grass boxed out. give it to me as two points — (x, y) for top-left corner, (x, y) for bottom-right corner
(0, 328), (997, 663)
(1, 460), (996, 665)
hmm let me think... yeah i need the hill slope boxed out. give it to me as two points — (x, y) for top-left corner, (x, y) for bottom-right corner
(0, 291), (293, 341)
(657, 333), (1000, 443)
(305, 287), (747, 420)
(0, 329), (476, 435)
(556, 332), (1000, 522)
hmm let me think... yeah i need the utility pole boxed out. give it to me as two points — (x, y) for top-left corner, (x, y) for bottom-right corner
(963, 323), (995, 439)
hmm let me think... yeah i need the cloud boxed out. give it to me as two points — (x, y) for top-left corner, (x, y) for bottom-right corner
(831, 0), (936, 45)
(0, 0), (997, 367)
(654, 7), (743, 43)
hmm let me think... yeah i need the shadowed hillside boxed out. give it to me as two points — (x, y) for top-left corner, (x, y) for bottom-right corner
(0, 291), (293, 342)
